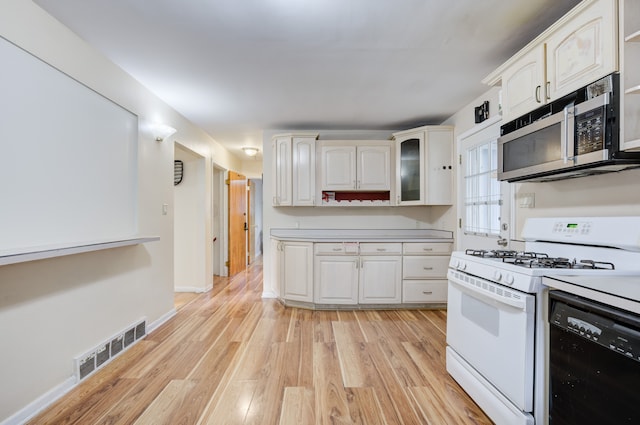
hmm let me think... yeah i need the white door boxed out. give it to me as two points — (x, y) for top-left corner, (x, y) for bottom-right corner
(457, 117), (512, 252)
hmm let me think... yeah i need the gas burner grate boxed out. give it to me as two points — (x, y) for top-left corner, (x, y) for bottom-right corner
(465, 249), (519, 259)
(511, 257), (615, 269)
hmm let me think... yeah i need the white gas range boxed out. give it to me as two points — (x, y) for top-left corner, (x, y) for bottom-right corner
(445, 217), (640, 425)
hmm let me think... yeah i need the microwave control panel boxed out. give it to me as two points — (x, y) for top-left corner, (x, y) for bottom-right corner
(576, 107), (605, 155)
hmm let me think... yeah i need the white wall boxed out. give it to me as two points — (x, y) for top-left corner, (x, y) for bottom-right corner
(174, 145), (208, 292)
(261, 129), (456, 297)
(0, 1), (240, 422)
(442, 85), (640, 241)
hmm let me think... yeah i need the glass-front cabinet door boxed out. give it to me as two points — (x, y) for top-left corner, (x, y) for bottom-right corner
(395, 131), (425, 205)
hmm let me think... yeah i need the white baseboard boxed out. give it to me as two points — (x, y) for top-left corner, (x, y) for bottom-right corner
(147, 308), (177, 334)
(1, 376), (76, 425)
(261, 290), (278, 299)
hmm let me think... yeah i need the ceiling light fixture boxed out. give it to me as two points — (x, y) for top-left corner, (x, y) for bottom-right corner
(242, 147), (259, 157)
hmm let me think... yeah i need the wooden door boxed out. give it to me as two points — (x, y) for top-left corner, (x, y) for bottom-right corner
(228, 170), (247, 276)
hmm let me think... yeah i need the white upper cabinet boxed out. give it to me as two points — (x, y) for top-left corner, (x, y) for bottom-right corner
(393, 126), (453, 206)
(356, 145), (391, 191)
(485, 0), (618, 122)
(272, 133), (318, 206)
(273, 135), (292, 206)
(501, 45), (546, 120)
(292, 137), (316, 206)
(620, 0), (640, 150)
(425, 127), (454, 205)
(320, 145), (357, 191)
(320, 143), (391, 191)
(546, 0), (617, 100)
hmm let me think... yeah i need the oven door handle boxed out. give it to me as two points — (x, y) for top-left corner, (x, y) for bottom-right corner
(448, 276), (528, 311)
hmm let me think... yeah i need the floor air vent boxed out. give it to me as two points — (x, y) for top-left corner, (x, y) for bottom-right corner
(75, 319), (146, 381)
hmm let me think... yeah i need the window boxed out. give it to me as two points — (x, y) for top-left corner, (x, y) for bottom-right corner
(464, 139), (500, 236)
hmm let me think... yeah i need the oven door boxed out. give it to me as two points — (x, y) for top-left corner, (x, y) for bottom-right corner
(446, 269), (536, 412)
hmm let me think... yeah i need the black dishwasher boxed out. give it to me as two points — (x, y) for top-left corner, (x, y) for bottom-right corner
(548, 290), (640, 425)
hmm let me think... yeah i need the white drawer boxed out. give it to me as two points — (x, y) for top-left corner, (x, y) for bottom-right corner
(403, 242), (452, 255)
(314, 242), (359, 255)
(359, 242), (402, 255)
(402, 256), (449, 279)
(403, 280), (448, 303)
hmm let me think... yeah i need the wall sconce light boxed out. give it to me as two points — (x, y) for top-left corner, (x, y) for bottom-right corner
(153, 123), (177, 142)
(242, 147), (259, 157)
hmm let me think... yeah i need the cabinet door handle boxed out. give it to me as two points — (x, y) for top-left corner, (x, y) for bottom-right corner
(423, 248), (433, 252)
(546, 81), (551, 100)
(376, 248), (387, 252)
(422, 291), (433, 295)
(535, 85), (541, 103)
(332, 248), (342, 251)
(423, 267), (433, 270)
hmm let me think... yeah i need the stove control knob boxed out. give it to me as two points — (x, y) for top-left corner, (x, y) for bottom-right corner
(458, 262), (466, 271)
(505, 274), (514, 285)
(494, 271), (502, 281)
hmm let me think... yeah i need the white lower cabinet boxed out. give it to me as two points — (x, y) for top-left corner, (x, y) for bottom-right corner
(314, 242), (402, 305)
(278, 241), (314, 303)
(314, 255), (359, 305)
(277, 239), (452, 307)
(402, 242), (451, 304)
(359, 255), (402, 304)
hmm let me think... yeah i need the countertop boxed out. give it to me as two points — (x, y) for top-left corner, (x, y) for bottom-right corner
(543, 275), (640, 315)
(270, 228), (454, 243)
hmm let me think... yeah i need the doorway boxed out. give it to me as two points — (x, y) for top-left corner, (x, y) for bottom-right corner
(456, 116), (512, 252)
(228, 170), (247, 275)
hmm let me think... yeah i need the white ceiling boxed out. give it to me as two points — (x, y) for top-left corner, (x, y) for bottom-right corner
(35, 0), (581, 159)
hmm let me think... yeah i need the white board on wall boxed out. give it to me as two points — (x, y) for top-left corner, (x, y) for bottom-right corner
(0, 36), (138, 250)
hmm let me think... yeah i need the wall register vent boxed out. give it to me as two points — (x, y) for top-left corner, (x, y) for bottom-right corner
(75, 319), (146, 382)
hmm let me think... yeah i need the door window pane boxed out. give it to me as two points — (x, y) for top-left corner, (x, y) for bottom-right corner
(464, 139), (501, 236)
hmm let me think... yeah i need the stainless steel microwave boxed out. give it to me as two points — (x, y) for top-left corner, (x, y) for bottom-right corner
(497, 73), (640, 182)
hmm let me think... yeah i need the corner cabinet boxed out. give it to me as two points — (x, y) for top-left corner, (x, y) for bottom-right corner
(272, 133), (318, 206)
(393, 126), (453, 206)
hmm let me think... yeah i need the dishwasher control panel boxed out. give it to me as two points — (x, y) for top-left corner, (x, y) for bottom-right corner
(550, 292), (640, 362)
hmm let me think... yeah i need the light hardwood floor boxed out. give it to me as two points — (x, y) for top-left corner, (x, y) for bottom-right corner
(29, 258), (492, 425)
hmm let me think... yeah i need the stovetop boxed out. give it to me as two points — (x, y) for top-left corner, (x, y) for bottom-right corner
(450, 217), (640, 294)
(464, 249), (616, 270)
